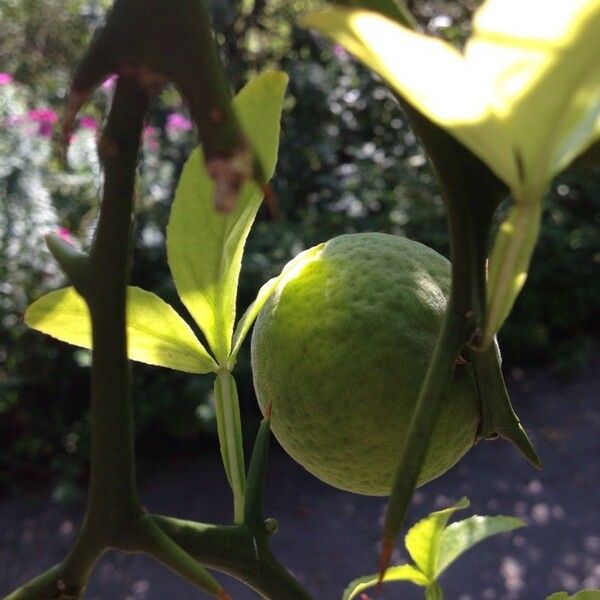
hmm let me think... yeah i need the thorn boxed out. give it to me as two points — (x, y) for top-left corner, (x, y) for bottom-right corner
(262, 183), (281, 220)
(377, 540), (393, 592)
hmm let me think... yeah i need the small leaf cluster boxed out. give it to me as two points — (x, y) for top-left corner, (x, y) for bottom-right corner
(344, 498), (523, 600)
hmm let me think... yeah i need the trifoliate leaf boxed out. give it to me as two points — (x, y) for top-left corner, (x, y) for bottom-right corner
(405, 497), (469, 578)
(167, 70), (288, 365)
(25, 286), (217, 373)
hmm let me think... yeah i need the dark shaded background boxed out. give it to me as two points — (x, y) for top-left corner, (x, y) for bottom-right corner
(0, 1), (599, 597)
(2, 357), (599, 598)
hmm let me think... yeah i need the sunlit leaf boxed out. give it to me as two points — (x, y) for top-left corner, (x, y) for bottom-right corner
(302, 1), (600, 202)
(25, 286), (218, 373)
(483, 203), (542, 346)
(342, 564), (428, 599)
(436, 514), (524, 578)
(405, 497), (469, 578)
(301, 1), (600, 343)
(167, 70), (288, 365)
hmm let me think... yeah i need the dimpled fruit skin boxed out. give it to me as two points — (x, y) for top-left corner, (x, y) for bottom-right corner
(251, 232), (480, 496)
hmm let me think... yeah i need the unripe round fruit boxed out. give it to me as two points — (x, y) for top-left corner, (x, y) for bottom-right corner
(251, 233), (480, 496)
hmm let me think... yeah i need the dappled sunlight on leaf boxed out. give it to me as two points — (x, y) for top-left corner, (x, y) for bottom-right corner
(25, 286), (218, 373)
(167, 71), (288, 364)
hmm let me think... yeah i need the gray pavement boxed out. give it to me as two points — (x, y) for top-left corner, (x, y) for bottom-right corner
(1, 358), (599, 599)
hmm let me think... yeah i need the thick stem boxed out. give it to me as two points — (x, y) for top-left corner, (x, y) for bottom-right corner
(131, 515), (225, 597)
(68, 0), (243, 161)
(3, 565), (82, 600)
(3, 77), (150, 600)
(152, 516), (314, 600)
(380, 102), (507, 573)
(169, 0), (243, 159)
(82, 77), (149, 531)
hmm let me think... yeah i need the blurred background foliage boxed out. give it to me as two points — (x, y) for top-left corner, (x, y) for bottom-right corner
(0, 0), (598, 498)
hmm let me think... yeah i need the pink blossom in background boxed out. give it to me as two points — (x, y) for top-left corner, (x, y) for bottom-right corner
(102, 74), (117, 91)
(5, 115), (23, 126)
(143, 125), (160, 151)
(166, 112), (193, 132)
(28, 108), (59, 137)
(0, 73), (13, 85)
(57, 227), (76, 246)
(333, 44), (349, 59)
(28, 108), (58, 123)
(79, 116), (97, 131)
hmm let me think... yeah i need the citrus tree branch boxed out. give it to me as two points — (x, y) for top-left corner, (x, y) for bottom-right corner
(83, 76), (149, 527)
(380, 102), (506, 573)
(3, 76), (149, 600)
(153, 516), (315, 600)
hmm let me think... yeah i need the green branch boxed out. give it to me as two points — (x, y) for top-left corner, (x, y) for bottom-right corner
(153, 516), (314, 600)
(380, 102), (506, 573)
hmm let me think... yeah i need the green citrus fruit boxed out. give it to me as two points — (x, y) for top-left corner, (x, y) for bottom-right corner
(251, 232), (480, 496)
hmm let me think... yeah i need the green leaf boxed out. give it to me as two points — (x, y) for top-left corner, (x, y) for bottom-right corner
(484, 201), (542, 347)
(436, 515), (524, 578)
(547, 593), (600, 600)
(301, 2), (600, 203)
(405, 497), (469, 578)
(25, 286), (218, 374)
(167, 70), (288, 365)
(343, 564), (429, 600)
